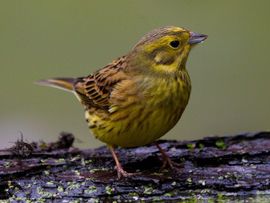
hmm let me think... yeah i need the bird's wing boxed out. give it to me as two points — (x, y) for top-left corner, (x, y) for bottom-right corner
(74, 56), (128, 111)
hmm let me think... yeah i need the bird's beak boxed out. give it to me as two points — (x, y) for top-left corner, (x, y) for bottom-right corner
(188, 32), (208, 45)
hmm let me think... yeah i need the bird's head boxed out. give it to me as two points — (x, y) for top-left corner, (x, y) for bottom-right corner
(129, 26), (207, 75)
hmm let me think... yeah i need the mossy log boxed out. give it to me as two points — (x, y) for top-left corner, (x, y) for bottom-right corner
(1, 131), (270, 202)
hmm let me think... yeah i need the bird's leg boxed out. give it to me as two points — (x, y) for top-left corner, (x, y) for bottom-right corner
(107, 145), (135, 179)
(155, 143), (182, 170)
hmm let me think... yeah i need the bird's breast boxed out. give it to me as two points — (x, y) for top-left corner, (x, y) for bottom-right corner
(145, 72), (191, 126)
(86, 71), (191, 147)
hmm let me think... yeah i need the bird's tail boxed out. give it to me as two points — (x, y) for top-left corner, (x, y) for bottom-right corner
(36, 77), (76, 92)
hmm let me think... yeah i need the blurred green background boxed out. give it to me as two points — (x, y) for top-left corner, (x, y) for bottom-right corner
(0, 0), (269, 149)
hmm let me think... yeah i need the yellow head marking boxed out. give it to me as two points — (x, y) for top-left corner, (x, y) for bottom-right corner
(131, 26), (195, 74)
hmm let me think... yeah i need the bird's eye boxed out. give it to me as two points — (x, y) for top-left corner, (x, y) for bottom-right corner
(169, 40), (180, 48)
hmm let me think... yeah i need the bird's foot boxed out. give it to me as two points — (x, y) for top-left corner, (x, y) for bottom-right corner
(156, 143), (183, 172)
(160, 154), (183, 171)
(115, 165), (138, 179)
(108, 145), (139, 179)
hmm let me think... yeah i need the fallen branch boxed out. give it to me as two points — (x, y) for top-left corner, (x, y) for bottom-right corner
(1, 131), (270, 202)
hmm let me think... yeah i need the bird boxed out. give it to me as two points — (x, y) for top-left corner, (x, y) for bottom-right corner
(37, 26), (207, 179)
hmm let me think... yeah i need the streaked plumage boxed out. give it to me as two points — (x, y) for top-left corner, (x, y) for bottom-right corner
(38, 26), (207, 178)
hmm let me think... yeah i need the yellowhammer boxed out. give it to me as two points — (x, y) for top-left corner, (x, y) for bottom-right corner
(38, 26), (207, 178)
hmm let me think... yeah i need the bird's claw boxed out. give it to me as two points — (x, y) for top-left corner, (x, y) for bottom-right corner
(160, 157), (183, 172)
(115, 166), (139, 179)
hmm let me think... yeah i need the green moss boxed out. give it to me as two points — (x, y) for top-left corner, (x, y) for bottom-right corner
(0, 200), (10, 203)
(152, 172), (163, 176)
(105, 185), (115, 195)
(186, 143), (196, 150)
(57, 186), (64, 193)
(89, 167), (109, 173)
(66, 182), (80, 191)
(40, 159), (46, 163)
(36, 187), (54, 198)
(68, 199), (84, 203)
(56, 158), (65, 163)
(43, 170), (50, 176)
(215, 139), (226, 149)
(72, 169), (80, 176)
(86, 198), (99, 203)
(46, 181), (55, 187)
(152, 196), (162, 201)
(218, 176), (224, 180)
(199, 143), (205, 149)
(217, 193), (225, 202)
(84, 185), (97, 194)
(128, 192), (140, 201)
(164, 192), (173, 197)
(3, 161), (12, 168)
(143, 185), (154, 195)
(84, 159), (93, 164)
(128, 192), (139, 197)
(186, 177), (192, 184)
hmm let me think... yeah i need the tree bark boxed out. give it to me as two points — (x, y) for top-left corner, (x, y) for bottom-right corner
(1, 131), (270, 202)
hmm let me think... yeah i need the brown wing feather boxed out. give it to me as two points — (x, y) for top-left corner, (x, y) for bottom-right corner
(74, 56), (128, 111)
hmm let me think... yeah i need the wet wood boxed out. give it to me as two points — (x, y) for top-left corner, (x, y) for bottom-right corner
(1, 131), (270, 202)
